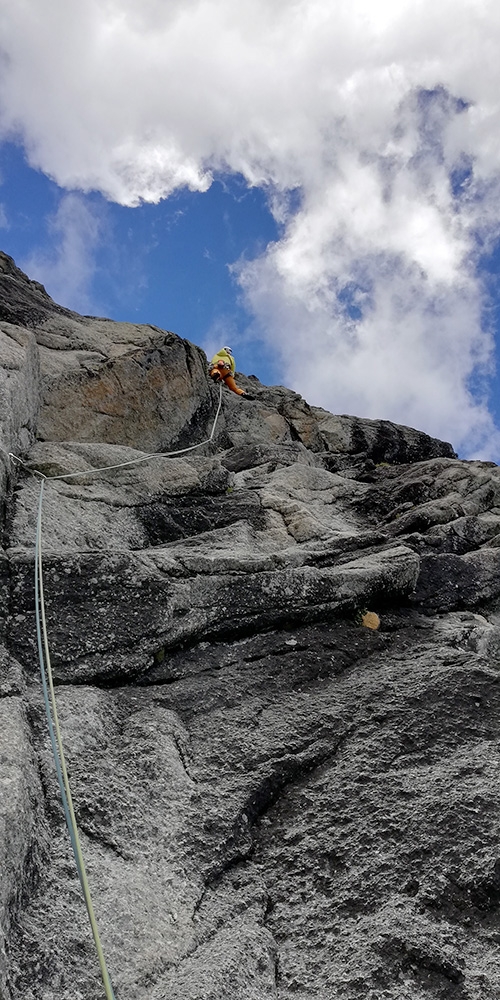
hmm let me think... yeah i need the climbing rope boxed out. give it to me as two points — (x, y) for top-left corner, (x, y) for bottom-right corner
(35, 479), (117, 1000)
(10, 383), (224, 999)
(10, 381), (223, 481)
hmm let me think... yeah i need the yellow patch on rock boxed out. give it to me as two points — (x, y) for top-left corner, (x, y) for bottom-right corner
(361, 611), (380, 630)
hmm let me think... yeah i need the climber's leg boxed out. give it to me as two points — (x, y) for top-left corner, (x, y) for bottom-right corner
(223, 374), (246, 396)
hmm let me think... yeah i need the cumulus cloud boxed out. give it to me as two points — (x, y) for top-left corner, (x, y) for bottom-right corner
(22, 194), (105, 312)
(1, 0), (500, 456)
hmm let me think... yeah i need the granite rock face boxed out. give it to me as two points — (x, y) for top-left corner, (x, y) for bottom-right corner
(2, 250), (500, 999)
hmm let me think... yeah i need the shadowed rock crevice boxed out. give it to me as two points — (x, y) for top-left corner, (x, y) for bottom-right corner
(375, 935), (467, 989)
(137, 492), (267, 546)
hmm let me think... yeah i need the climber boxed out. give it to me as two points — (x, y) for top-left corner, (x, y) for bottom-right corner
(208, 347), (254, 399)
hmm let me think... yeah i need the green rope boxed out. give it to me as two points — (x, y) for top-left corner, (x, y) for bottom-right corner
(35, 481), (84, 880)
(36, 480), (117, 1000)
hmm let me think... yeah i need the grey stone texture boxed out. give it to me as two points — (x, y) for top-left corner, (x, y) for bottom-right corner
(1, 250), (500, 999)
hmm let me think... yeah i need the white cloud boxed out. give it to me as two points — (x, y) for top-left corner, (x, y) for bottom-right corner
(1, 0), (500, 456)
(0, 204), (8, 229)
(22, 194), (104, 312)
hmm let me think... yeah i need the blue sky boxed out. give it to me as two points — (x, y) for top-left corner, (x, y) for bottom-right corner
(1, 0), (500, 463)
(0, 142), (282, 384)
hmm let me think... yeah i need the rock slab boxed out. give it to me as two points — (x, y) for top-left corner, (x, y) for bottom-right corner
(1, 251), (500, 1000)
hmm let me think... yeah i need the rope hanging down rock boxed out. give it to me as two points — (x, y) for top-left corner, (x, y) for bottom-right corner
(10, 381), (223, 482)
(10, 383), (223, 1000)
(35, 479), (117, 1000)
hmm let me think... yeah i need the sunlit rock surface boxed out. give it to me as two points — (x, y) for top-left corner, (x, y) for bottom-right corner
(2, 250), (500, 1000)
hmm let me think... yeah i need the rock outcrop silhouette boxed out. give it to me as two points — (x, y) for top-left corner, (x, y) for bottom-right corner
(1, 249), (500, 999)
